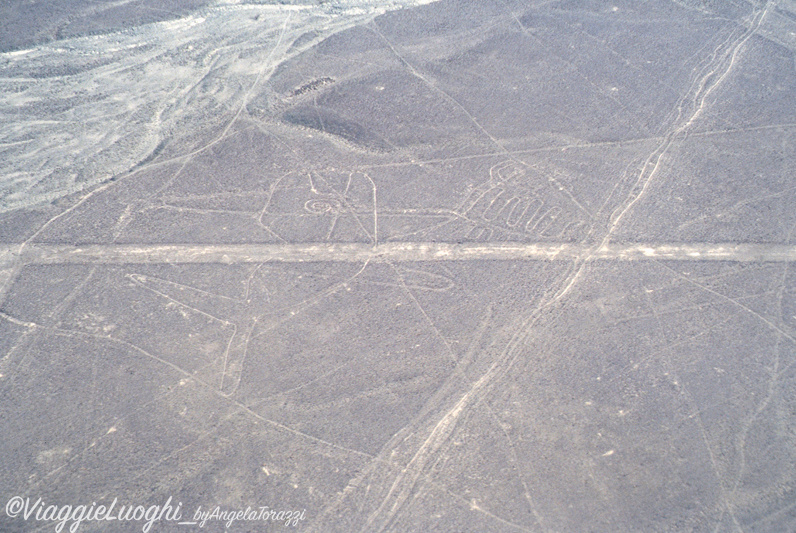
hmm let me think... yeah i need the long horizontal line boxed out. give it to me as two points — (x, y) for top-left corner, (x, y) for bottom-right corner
(1, 242), (794, 265)
(356, 123), (796, 169)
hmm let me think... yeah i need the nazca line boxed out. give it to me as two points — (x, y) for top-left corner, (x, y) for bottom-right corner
(1, 242), (795, 264)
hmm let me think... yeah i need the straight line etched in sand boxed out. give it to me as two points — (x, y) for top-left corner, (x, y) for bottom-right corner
(1, 242), (794, 265)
